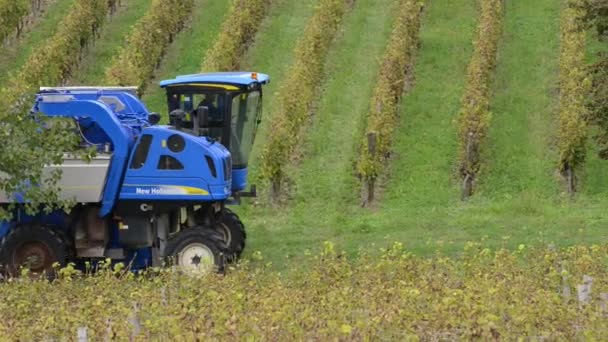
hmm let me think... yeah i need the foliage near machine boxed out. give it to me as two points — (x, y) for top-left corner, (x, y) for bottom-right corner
(0, 0), (109, 219)
(105, 0), (194, 95)
(558, 0), (590, 193)
(356, 0), (422, 204)
(3, 243), (608, 339)
(260, 0), (349, 199)
(201, 0), (270, 71)
(0, 0), (38, 43)
(456, 0), (503, 198)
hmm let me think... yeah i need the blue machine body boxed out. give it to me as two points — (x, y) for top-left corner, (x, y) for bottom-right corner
(0, 85), (236, 269)
(0, 73), (268, 271)
(161, 72), (269, 192)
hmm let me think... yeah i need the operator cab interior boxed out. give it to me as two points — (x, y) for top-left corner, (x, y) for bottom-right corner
(162, 72), (268, 169)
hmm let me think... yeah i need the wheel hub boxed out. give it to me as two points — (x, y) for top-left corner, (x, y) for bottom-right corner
(14, 241), (53, 273)
(178, 243), (215, 273)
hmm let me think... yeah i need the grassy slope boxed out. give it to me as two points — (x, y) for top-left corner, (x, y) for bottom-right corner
(478, 0), (560, 198)
(68, 0), (153, 84)
(243, 0), (316, 179)
(239, 0), (608, 265)
(0, 0), (74, 83)
(239, 0), (397, 259)
(143, 0), (230, 114)
(358, 0), (608, 257)
(364, 0), (476, 252)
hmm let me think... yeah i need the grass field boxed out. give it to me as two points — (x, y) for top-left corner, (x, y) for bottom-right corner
(233, 0), (608, 265)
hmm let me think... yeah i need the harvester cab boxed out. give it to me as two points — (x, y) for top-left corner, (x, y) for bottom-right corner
(160, 72), (269, 195)
(0, 72), (269, 277)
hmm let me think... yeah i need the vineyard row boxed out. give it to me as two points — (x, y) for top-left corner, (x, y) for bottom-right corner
(201, 0), (271, 72)
(557, 0), (590, 193)
(456, 0), (504, 198)
(260, 0), (351, 199)
(2, 0), (110, 112)
(1, 243), (608, 339)
(0, 0), (42, 43)
(355, 0), (423, 205)
(105, 0), (194, 95)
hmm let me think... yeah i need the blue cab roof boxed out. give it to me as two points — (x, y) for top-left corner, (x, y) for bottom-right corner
(160, 72), (270, 88)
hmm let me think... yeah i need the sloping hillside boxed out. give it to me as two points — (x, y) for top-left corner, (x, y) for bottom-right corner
(2, 0), (608, 264)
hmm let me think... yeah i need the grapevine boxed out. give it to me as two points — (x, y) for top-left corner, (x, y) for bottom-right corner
(201, 0), (271, 71)
(456, 0), (504, 198)
(260, 0), (350, 199)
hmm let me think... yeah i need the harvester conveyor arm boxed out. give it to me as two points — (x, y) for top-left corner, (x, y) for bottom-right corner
(36, 98), (131, 217)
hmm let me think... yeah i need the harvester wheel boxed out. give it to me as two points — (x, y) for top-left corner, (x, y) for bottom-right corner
(0, 224), (68, 278)
(215, 208), (246, 260)
(164, 228), (226, 274)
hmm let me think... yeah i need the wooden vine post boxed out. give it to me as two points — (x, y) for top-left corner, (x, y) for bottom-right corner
(365, 132), (377, 205)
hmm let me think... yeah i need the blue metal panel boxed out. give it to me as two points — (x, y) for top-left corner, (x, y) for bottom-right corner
(160, 72), (270, 88)
(120, 127), (232, 201)
(232, 167), (248, 192)
(0, 221), (11, 239)
(36, 99), (132, 217)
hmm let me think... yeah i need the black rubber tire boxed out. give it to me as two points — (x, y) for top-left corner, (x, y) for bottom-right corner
(0, 224), (68, 278)
(215, 208), (246, 260)
(164, 228), (227, 273)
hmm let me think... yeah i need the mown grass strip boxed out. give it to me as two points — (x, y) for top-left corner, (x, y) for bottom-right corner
(557, 0), (590, 194)
(68, 0), (153, 85)
(456, 0), (503, 198)
(104, 0), (194, 95)
(355, 0), (422, 205)
(259, 0), (350, 200)
(478, 0), (561, 198)
(200, 0), (271, 71)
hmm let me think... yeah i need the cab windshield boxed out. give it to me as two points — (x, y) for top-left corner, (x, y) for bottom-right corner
(230, 91), (261, 167)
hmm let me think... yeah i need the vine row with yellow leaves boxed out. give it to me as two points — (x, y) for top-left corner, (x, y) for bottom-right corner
(2, 0), (109, 111)
(105, 0), (194, 95)
(260, 0), (350, 199)
(2, 243), (608, 339)
(201, 0), (271, 71)
(355, 0), (423, 204)
(557, 0), (590, 194)
(456, 0), (504, 198)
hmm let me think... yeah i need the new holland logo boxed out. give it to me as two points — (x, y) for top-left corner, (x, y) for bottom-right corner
(128, 185), (209, 196)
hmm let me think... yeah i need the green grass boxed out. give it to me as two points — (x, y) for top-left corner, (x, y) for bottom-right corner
(478, 0), (561, 198)
(143, 0), (231, 114)
(244, 0), (316, 179)
(68, 0), (153, 84)
(0, 0), (75, 83)
(237, 0), (400, 260)
(231, 0), (608, 268)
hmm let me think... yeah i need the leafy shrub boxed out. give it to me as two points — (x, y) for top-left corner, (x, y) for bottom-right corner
(260, 0), (349, 198)
(557, 0), (590, 192)
(0, 0), (109, 220)
(201, 0), (271, 71)
(456, 0), (503, 197)
(356, 0), (423, 187)
(2, 244), (608, 339)
(0, 0), (31, 43)
(105, 0), (194, 95)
